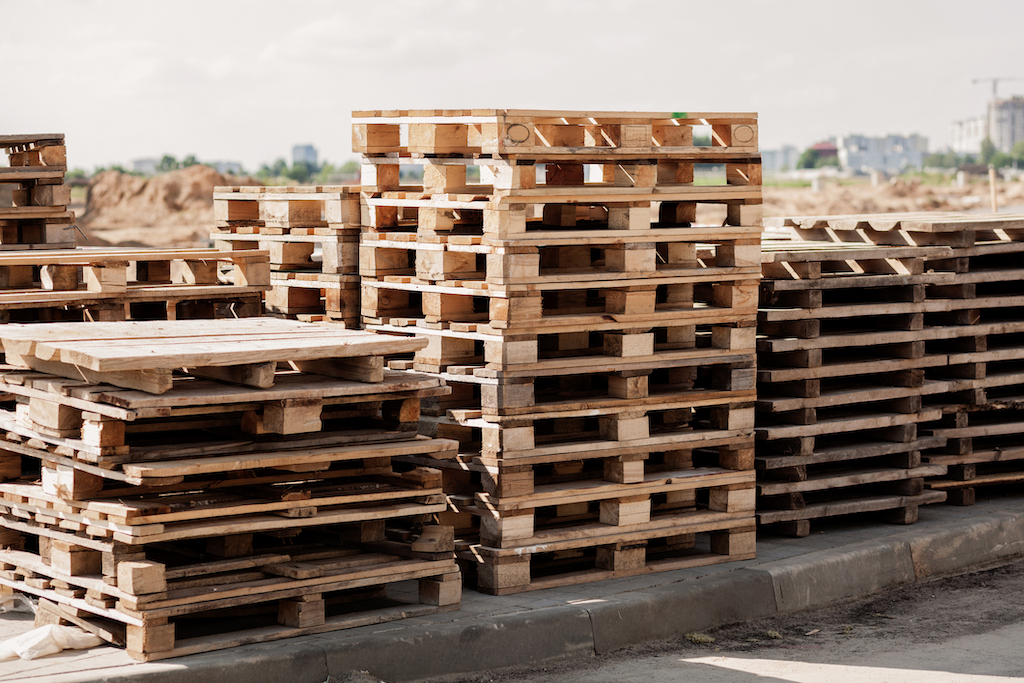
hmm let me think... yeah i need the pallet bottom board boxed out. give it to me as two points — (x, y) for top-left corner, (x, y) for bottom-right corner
(7, 565), (460, 661)
(459, 517), (755, 595)
(757, 490), (945, 523)
(136, 601), (458, 662)
(928, 471), (1024, 490)
(463, 547), (756, 596)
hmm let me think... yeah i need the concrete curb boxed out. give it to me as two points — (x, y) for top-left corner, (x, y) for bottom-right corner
(19, 508), (1024, 683)
(908, 510), (1024, 578)
(585, 569), (777, 654)
(318, 606), (596, 681)
(752, 539), (916, 612)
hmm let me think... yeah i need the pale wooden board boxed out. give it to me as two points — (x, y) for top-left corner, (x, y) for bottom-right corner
(0, 319), (426, 372)
(758, 465), (946, 497)
(765, 212), (1024, 234)
(757, 490), (946, 524)
(474, 508), (753, 557)
(477, 467), (753, 512)
(0, 247), (267, 266)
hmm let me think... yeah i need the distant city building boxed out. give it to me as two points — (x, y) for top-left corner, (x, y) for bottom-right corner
(950, 95), (1024, 156)
(292, 144), (318, 168)
(132, 158), (158, 175)
(951, 116), (987, 155)
(762, 145), (800, 172)
(988, 96), (1024, 153)
(810, 141), (839, 161)
(835, 134), (927, 174)
(211, 161), (243, 175)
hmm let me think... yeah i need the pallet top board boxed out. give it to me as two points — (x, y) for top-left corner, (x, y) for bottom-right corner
(761, 240), (953, 263)
(0, 167), (66, 181)
(366, 185), (763, 209)
(0, 134), (64, 150)
(214, 185), (359, 198)
(0, 207), (74, 220)
(0, 319), (426, 372)
(0, 247), (269, 266)
(353, 109), (757, 122)
(766, 212), (1024, 233)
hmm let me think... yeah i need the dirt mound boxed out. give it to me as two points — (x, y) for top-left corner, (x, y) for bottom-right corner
(78, 166), (260, 248)
(763, 178), (1024, 219)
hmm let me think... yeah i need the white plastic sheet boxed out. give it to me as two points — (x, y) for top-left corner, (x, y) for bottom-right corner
(0, 624), (103, 660)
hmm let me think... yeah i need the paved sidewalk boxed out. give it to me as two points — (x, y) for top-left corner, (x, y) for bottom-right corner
(2, 496), (1024, 683)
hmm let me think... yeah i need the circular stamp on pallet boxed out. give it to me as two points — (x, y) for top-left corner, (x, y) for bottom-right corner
(504, 124), (531, 145)
(733, 125), (755, 144)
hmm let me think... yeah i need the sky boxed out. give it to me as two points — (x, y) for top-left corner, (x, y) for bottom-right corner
(2, 0), (1022, 172)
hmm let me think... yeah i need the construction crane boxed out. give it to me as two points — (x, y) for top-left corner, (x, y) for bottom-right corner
(973, 77), (1024, 99)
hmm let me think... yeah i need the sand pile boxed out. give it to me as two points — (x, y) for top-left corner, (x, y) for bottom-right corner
(77, 166), (260, 248)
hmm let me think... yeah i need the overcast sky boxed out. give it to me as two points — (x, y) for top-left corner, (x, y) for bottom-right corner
(3, 0), (1022, 171)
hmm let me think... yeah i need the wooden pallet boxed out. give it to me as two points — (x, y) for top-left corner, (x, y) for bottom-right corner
(757, 233), (956, 533)
(355, 109), (761, 588)
(213, 185), (360, 229)
(0, 314), (466, 659)
(0, 247), (269, 307)
(0, 135), (75, 250)
(766, 211), (1024, 239)
(2, 526), (460, 661)
(215, 233), (358, 275)
(756, 490), (946, 537)
(356, 111), (762, 238)
(364, 277), (760, 338)
(212, 185), (361, 277)
(0, 318), (421, 394)
(923, 402), (1024, 505)
(763, 212), (1024, 513)
(362, 189), (762, 240)
(265, 272), (359, 325)
(458, 508), (755, 595)
(361, 228), (762, 292)
(352, 109), (759, 160)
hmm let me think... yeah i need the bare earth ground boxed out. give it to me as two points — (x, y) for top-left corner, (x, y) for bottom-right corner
(70, 171), (1024, 250)
(423, 556), (1024, 683)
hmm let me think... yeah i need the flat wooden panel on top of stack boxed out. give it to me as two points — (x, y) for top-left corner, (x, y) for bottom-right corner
(0, 247), (269, 324)
(0, 135), (75, 250)
(212, 186), (360, 326)
(757, 235), (950, 536)
(356, 109), (762, 593)
(767, 212), (1024, 508)
(0, 318), (460, 660)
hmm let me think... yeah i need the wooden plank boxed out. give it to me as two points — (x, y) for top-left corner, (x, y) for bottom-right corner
(185, 362), (278, 389)
(478, 468), (752, 511)
(477, 508), (751, 555)
(758, 465), (944, 496)
(6, 353), (173, 394)
(65, 370), (443, 412)
(119, 436), (457, 480)
(757, 491), (946, 524)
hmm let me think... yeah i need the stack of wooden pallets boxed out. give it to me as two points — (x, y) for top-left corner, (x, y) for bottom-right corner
(1, 135), (76, 250)
(756, 237), (949, 535)
(0, 247), (269, 323)
(212, 186), (360, 326)
(1, 134), (270, 323)
(0, 319), (460, 660)
(766, 212), (1024, 508)
(356, 109), (762, 593)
